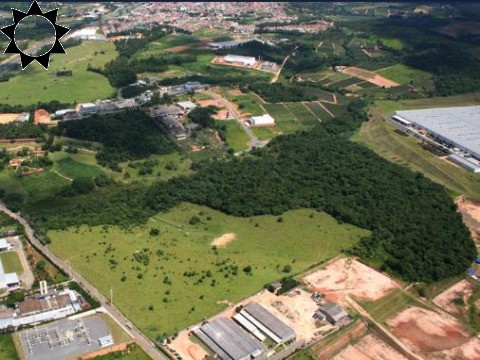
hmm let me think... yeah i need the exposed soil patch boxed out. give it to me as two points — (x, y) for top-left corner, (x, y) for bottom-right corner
(210, 233), (237, 247)
(333, 334), (408, 360)
(388, 306), (470, 353)
(456, 197), (480, 244)
(342, 67), (400, 88)
(303, 258), (400, 305)
(437, 336), (480, 360)
(433, 280), (474, 316)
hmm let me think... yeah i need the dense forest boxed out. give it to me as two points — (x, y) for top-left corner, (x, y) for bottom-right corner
(19, 101), (475, 283)
(56, 111), (176, 166)
(0, 121), (44, 140)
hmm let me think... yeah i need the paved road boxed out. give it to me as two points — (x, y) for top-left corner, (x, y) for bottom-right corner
(0, 202), (169, 360)
(201, 90), (269, 148)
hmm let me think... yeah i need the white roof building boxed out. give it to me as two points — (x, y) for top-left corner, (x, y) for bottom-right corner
(224, 55), (256, 67)
(250, 114), (275, 126)
(177, 101), (197, 111)
(0, 259), (19, 290)
(0, 239), (12, 251)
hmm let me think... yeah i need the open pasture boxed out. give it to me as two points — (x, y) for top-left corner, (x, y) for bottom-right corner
(0, 41), (117, 106)
(48, 203), (369, 339)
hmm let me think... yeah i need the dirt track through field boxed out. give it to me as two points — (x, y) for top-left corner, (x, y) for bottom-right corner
(210, 233), (237, 247)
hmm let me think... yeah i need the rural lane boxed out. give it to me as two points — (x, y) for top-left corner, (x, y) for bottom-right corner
(200, 90), (269, 148)
(0, 202), (169, 360)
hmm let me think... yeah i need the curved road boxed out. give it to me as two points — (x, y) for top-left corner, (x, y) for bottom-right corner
(0, 202), (169, 360)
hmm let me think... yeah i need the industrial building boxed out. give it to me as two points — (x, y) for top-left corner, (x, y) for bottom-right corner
(249, 114), (275, 127)
(177, 101), (197, 111)
(76, 103), (98, 115)
(0, 238), (13, 252)
(224, 55), (256, 67)
(0, 258), (20, 291)
(240, 303), (295, 344)
(391, 106), (480, 173)
(193, 317), (264, 360)
(208, 40), (243, 49)
(314, 302), (349, 325)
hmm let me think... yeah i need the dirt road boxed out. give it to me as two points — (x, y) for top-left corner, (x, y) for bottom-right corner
(270, 54), (291, 83)
(0, 202), (169, 360)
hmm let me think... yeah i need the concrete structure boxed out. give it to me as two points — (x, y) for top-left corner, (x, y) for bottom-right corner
(193, 317), (264, 360)
(76, 103), (98, 115)
(99, 334), (114, 347)
(316, 302), (349, 325)
(241, 303), (295, 344)
(208, 40), (243, 49)
(18, 314), (112, 360)
(0, 238), (13, 252)
(394, 106), (480, 159)
(250, 114), (275, 127)
(177, 101), (197, 111)
(224, 55), (256, 67)
(0, 258), (19, 290)
(0, 289), (82, 330)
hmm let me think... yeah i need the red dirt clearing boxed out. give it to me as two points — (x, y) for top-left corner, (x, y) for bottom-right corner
(333, 334), (408, 360)
(437, 336), (480, 360)
(433, 280), (474, 315)
(388, 307), (470, 353)
(456, 197), (480, 244)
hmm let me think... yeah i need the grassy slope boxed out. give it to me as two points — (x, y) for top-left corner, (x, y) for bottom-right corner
(0, 251), (23, 274)
(0, 41), (117, 105)
(222, 120), (250, 152)
(360, 289), (420, 323)
(0, 335), (19, 360)
(48, 203), (369, 338)
(90, 344), (151, 360)
(353, 93), (480, 200)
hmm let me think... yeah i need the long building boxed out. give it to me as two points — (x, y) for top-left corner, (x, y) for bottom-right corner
(241, 303), (295, 344)
(393, 106), (480, 160)
(0, 258), (19, 291)
(193, 317), (264, 360)
(224, 55), (256, 67)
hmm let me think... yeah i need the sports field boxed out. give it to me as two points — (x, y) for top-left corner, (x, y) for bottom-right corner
(353, 93), (480, 200)
(0, 251), (23, 274)
(0, 41), (117, 105)
(48, 203), (369, 339)
(0, 334), (19, 360)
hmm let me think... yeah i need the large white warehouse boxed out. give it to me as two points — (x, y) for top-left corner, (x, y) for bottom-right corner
(224, 55), (256, 67)
(250, 114), (275, 127)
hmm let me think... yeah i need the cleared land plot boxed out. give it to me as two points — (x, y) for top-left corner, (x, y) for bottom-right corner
(0, 114), (21, 124)
(360, 289), (418, 323)
(376, 64), (433, 87)
(304, 102), (333, 121)
(0, 41), (117, 105)
(0, 334), (19, 360)
(222, 120), (249, 152)
(342, 67), (399, 88)
(433, 280), (474, 316)
(353, 93), (480, 200)
(333, 333), (408, 360)
(303, 258), (399, 306)
(0, 251), (23, 274)
(263, 103), (303, 133)
(48, 203), (369, 338)
(387, 306), (470, 354)
(457, 198), (480, 244)
(438, 336), (480, 360)
(284, 103), (320, 126)
(88, 343), (151, 360)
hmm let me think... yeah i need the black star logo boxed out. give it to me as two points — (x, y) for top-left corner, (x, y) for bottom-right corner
(1, 0), (70, 70)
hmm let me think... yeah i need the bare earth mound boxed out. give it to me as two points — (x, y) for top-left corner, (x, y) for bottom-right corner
(388, 306), (470, 353)
(333, 334), (408, 360)
(456, 197), (480, 244)
(433, 280), (474, 315)
(343, 67), (400, 88)
(210, 233), (237, 247)
(303, 258), (400, 304)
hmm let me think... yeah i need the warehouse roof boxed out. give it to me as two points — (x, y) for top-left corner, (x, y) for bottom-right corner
(319, 302), (349, 322)
(395, 106), (480, 158)
(243, 303), (295, 341)
(196, 317), (263, 360)
(224, 55), (256, 64)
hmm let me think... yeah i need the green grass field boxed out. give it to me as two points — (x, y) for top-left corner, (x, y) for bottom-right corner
(0, 41), (117, 105)
(353, 93), (480, 200)
(304, 102), (334, 121)
(0, 335), (19, 360)
(0, 252), (23, 274)
(222, 120), (250, 152)
(284, 103), (320, 126)
(91, 344), (151, 360)
(360, 289), (420, 323)
(263, 103), (303, 133)
(48, 203), (369, 339)
(252, 126), (277, 140)
(376, 64), (433, 87)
